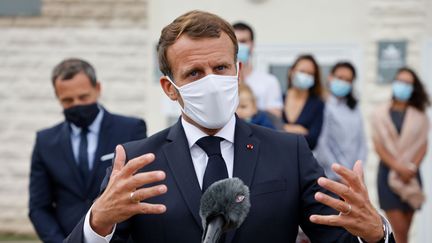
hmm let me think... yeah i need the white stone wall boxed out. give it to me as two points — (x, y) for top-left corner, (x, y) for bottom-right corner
(0, 27), (154, 235)
(365, 1), (431, 242)
(0, 0), (154, 235)
(0, 0), (148, 28)
(362, 0), (429, 202)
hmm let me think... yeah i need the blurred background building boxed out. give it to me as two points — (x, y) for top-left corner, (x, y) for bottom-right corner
(0, 0), (431, 241)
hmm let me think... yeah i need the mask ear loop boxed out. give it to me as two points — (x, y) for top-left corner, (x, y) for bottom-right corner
(165, 75), (187, 114)
(235, 62), (240, 78)
(166, 76), (181, 90)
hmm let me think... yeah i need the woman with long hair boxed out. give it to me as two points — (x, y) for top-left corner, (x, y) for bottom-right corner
(282, 54), (325, 149)
(314, 61), (367, 181)
(372, 67), (430, 243)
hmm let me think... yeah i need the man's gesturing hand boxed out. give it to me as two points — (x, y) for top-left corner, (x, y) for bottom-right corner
(90, 145), (167, 236)
(310, 161), (384, 243)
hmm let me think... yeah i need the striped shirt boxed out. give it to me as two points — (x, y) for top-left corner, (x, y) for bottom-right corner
(314, 95), (367, 180)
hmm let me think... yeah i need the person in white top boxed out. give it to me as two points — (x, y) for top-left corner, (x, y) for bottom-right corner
(233, 22), (283, 117)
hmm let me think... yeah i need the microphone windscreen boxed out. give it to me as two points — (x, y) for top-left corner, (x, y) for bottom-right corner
(199, 178), (251, 231)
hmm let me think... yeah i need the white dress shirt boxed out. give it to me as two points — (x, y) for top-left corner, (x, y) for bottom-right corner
(245, 70), (283, 111)
(83, 115), (236, 243)
(70, 108), (104, 169)
(182, 115), (235, 188)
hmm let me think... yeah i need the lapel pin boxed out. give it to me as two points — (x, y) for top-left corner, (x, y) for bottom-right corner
(246, 144), (254, 150)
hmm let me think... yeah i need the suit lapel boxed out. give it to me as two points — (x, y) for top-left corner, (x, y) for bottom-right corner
(232, 119), (260, 187)
(225, 118), (260, 243)
(87, 110), (112, 193)
(60, 123), (85, 194)
(162, 117), (261, 239)
(163, 120), (203, 229)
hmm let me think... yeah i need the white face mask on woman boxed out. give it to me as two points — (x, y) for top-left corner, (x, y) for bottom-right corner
(292, 72), (315, 90)
(166, 65), (239, 129)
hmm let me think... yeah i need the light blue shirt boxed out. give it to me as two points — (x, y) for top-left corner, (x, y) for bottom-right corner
(70, 108), (104, 170)
(314, 95), (367, 180)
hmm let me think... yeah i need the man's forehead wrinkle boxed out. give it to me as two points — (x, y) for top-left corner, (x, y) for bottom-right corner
(179, 57), (229, 77)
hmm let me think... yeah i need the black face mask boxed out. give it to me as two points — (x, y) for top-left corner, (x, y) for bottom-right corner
(64, 103), (100, 128)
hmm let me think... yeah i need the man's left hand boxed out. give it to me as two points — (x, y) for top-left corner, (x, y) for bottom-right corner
(310, 160), (384, 243)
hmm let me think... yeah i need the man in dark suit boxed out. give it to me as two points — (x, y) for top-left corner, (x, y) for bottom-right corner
(29, 58), (147, 243)
(66, 11), (394, 243)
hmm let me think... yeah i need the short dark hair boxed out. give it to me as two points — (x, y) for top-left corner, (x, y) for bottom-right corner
(395, 67), (430, 112)
(52, 58), (97, 87)
(331, 61), (357, 109)
(157, 10), (238, 78)
(232, 22), (254, 42)
(288, 54), (323, 98)
(331, 61), (356, 81)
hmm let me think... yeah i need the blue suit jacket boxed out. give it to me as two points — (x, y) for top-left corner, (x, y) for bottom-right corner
(65, 117), (392, 243)
(29, 109), (147, 243)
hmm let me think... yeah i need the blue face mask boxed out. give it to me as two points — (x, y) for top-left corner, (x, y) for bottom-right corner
(392, 81), (413, 101)
(237, 43), (250, 63)
(330, 79), (352, 97)
(292, 72), (315, 90)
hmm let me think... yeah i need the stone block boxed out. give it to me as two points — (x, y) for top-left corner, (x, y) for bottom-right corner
(0, 28), (151, 233)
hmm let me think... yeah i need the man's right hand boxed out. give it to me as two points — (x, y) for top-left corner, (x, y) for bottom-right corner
(90, 145), (167, 236)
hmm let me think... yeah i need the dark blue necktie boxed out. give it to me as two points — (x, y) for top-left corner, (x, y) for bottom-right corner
(78, 127), (90, 185)
(196, 136), (228, 192)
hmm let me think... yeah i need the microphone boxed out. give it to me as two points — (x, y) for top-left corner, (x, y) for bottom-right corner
(199, 178), (251, 243)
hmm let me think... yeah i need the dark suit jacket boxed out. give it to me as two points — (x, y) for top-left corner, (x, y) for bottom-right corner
(29, 109), (147, 243)
(66, 117), (393, 243)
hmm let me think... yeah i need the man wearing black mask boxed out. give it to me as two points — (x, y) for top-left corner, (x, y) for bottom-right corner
(28, 58), (147, 243)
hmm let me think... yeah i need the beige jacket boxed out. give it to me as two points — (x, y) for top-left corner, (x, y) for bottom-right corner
(372, 103), (428, 209)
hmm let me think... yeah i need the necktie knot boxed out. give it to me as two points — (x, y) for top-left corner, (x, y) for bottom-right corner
(81, 127), (89, 135)
(196, 136), (223, 156)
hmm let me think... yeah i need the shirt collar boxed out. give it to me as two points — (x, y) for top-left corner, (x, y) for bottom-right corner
(70, 107), (104, 136)
(181, 115), (236, 148)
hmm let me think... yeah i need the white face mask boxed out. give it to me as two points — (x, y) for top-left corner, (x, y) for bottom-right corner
(166, 66), (239, 129)
(292, 72), (315, 90)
